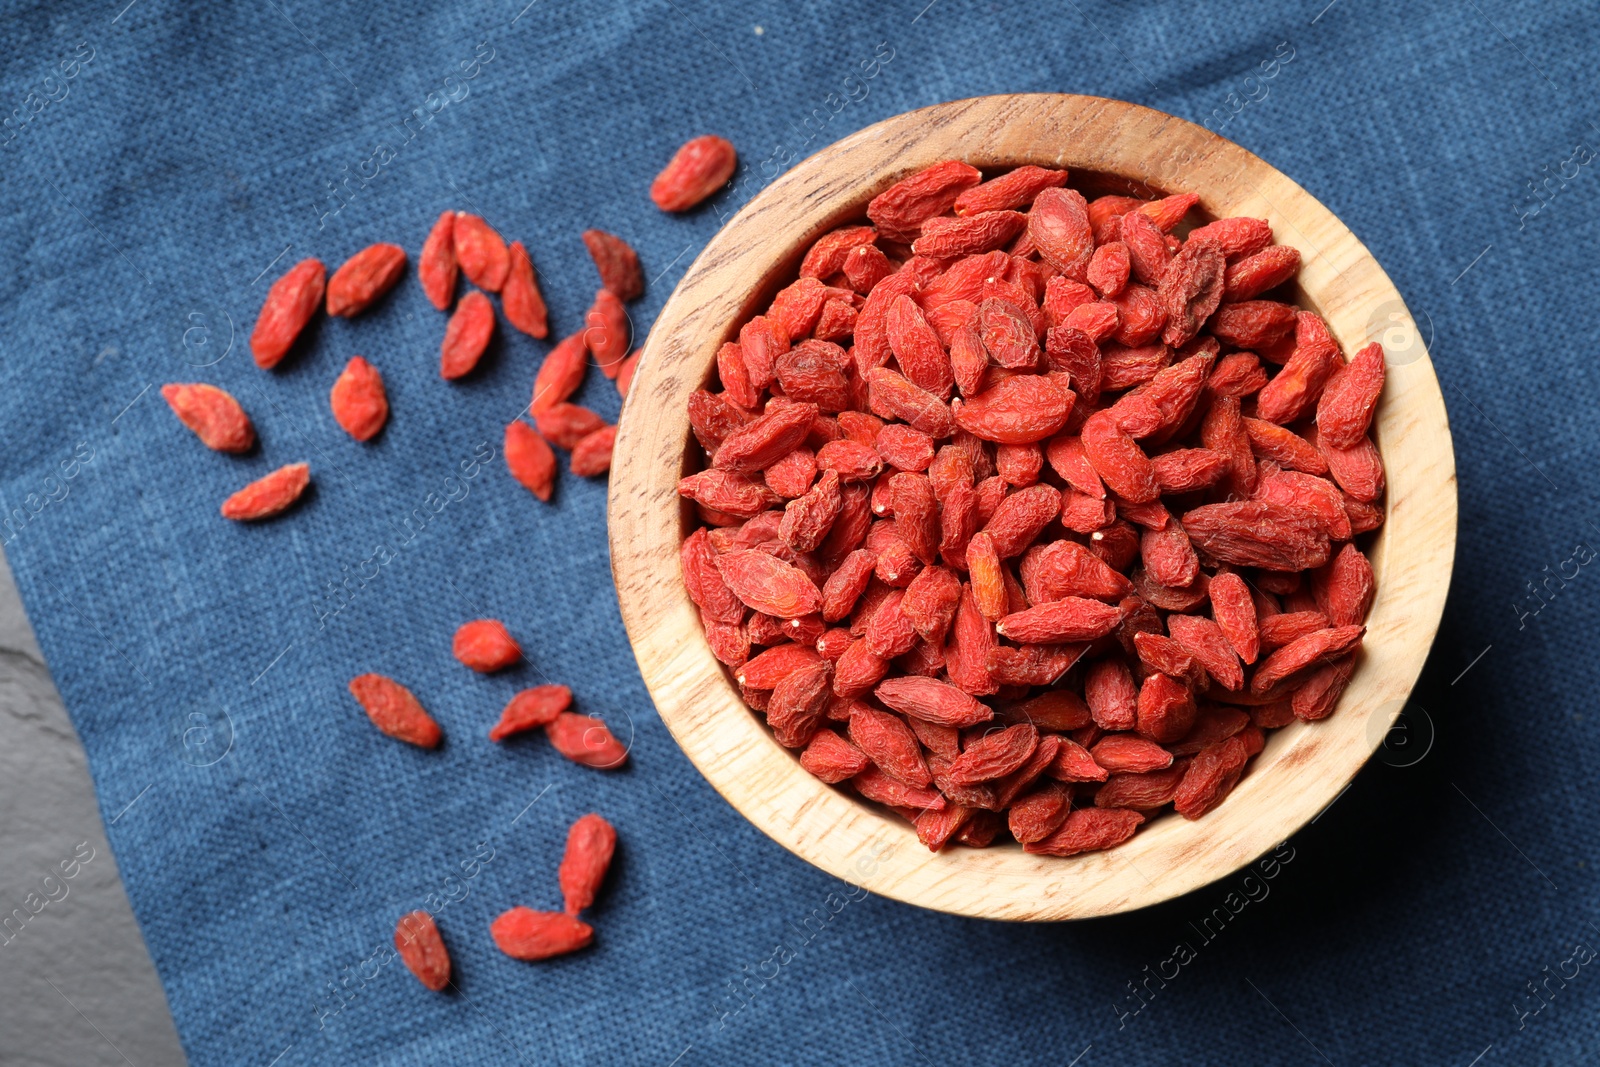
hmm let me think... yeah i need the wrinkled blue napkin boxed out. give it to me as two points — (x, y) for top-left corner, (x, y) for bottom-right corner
(2, 0), (1595, 1062)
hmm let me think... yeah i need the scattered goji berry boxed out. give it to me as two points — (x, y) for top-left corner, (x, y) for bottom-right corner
(536, 403), (608, 450)
(326, 243), (406, 317)
(394, 912), (451, 990)
(505, 420), (557, 502)
(490, 907), (593, 960)
(584, 288), (631, 377)
(581, 229), (644, 301)
(440, 290), (495, 379)
(162, 383), (254, 452)
(251, 259), (324, 368)
(220, 462), (310, 521)
(533, 332), (589, 415)
(348, 673), (441, 748)
(452, 212), (509, 291)
(419, 210), (458, 310)
(571, 425), (616, 477)
(490, 684), (572, 741)
(546, 711), (628, 769)
(501, 241), (550, 338)
(329, 356), (387, 441)
(558, 813), (616, 914)
(452, 619), (521, 672)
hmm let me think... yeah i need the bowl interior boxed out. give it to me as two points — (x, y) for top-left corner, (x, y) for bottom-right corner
(612, 93), (1456, 921)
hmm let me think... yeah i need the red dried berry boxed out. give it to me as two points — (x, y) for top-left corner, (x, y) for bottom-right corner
(491, 908), (593, 960)
(533, 333), (590, 415)
(505, 421), (557, 502)
(546, 712), (628, 769)
(452, 619), (521, 672)
(221, 462), (310, 521)
(162, 383), (254, 452)
(329, 356), (388, 442)
(502, 241), (550, 338)
(395, 912), (451, 991)
(453, 212), (509, 292)
(348, 673), (441, 748)
(490, 685), (573, 741)
(326, 243), (406, 317)
(418, 211), (458, 310)
(559, 813), (617, 914)
(581, 229), (644, 301)
(652, 135), (737, 212)
(251, 258), (324, 368)
(440, 290), (495, 379)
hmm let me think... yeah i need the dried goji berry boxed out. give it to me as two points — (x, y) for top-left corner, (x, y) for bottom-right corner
(395, 911), (451, 990)
(559, 813), (616, 914)
(1028, 187), (1094, 279)
(535, 403), (606, 451)
(800, 729), (870, 782)
(953, 375), (1074, 444)
(162, 383), (254, 452)
(546, 711), (628, 769)
(1310, 424), (1386, 503)
(1082, 410), (1158, 503)
(505, 421), (557, 502)
(502, 240), (550, 338)
(440, 290), (495, 379)
(1025, 807), (1143, 856)
(912, 210), (1026, 257)
(452, 212), (509, 292)
(768, 659), (832, 747)
(533, 332), (589, 414)
(954, 165), (1067, 215)
(418, 211), (457, 310)
(221, 462), (310, 521)
(348, 673), (441, 748)
(1316, 342), (1385, 449)
(1209, 300), (1298, 350)
(1157, 238), (1226, 347)
(1173, 736), (1249, 818)
(1223, 246), (1302, 302)
(1251, 624), (1364, 693)
(329, 356), (388, 442)
(327, 243), (406, 317)
(651, 135), (737, 212)
(1182, 501), (1331, 571)
(452, 619), (521, 672)
(251, 259), (324, 368)
(581, 228), (644, 301)
(490, 684), (572, 741)
(490, 907), (593, 960)
(716, 549), (823, 618)
(1187, 216), (1272, 259)
(867, 160), (982, 241)
(584, 288), (631, 377)
(849, 706), (933, 787)
(571, 425), (615, 477)
(1206, 571), (1260, 664)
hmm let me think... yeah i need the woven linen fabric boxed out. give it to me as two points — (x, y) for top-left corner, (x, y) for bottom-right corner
(1, 0), (1596, 1063)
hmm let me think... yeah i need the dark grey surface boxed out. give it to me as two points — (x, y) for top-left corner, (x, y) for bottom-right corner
(0, 552), (186, 1066)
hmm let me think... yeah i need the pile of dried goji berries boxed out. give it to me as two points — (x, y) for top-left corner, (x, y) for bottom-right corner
(679, 159), (1384, 858)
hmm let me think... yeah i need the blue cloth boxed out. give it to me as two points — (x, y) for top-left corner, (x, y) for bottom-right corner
(2, 0), (1595, 1062)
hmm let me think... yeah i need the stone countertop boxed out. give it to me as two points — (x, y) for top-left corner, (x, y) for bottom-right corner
(0, 552), (187, 1066)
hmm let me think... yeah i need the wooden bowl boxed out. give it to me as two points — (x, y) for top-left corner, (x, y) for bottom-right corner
(608, 94), (1456, 921)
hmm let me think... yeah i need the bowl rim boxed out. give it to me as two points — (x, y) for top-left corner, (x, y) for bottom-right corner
(608, 92), (1457, 921)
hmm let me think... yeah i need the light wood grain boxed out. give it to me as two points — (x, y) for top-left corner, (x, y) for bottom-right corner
(608, 94), (1457, 921)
